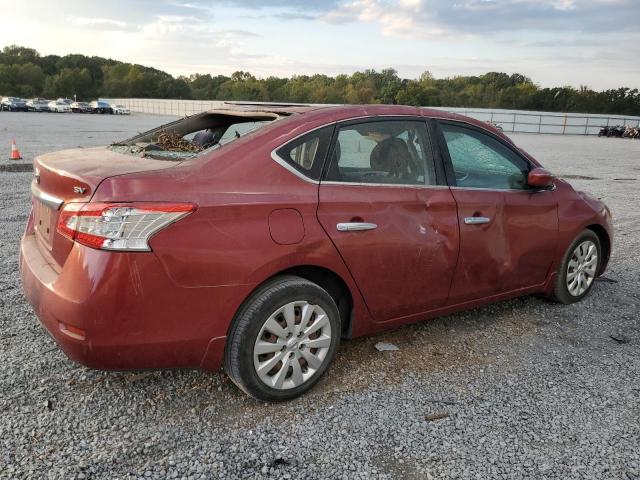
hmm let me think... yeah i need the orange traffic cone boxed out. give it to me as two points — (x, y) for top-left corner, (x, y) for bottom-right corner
(10, 139), (22, 160)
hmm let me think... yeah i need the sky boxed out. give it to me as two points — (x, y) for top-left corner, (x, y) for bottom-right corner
(1, 0), (639, 90)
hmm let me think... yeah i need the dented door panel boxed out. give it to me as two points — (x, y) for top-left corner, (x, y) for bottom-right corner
(448, 188), (558, 304)
(317, 184), (459, 322)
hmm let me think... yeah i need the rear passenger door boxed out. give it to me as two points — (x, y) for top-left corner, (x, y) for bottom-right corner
(317, 118), (459, 322)
(436, 121), (558, 303)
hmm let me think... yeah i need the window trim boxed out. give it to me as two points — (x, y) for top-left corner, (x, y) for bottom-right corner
(320, 116), (442, 188)
(435, 119), (535, 190)
(270, 124), (336, 184)
(321, 181), (450, 190)
(270, 114), (451, 185)
(270, 150), (320, 184)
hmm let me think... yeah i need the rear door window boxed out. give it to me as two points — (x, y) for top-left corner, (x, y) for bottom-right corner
(325, 120), (436, 185)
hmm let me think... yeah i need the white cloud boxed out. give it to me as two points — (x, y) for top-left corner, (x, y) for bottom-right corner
(1, 0), (638, 89)
(322, 0), (453, 39)
(68, 16), (128, 29)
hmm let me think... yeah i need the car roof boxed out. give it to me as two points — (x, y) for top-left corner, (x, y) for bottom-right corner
(207, 102), (321, 116)
(236, 103), (511, 143)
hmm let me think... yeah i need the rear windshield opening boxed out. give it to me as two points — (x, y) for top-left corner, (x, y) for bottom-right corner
(110, 110), (280, 161)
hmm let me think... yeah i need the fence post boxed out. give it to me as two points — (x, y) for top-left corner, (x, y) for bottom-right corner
(538, 114), (541, 134)
(562, 115), (567, 135)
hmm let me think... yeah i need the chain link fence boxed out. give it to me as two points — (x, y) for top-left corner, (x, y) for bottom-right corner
(430, 107), (640, 135)
(103, 98), (640, 136)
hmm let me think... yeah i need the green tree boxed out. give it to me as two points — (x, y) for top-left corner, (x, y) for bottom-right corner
(0, 45), (637, 115)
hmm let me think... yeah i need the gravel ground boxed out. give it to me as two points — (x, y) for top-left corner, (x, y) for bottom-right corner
(0, 112), (171, 167)
(1, 112), (639, 479)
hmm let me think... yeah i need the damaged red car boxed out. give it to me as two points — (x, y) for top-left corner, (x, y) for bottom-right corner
(20, 104), (612, 401)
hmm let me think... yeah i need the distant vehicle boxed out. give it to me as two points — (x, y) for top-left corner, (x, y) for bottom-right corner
(111, 104), (130, 115)
(598, 125), (624, 138)
(90, 100), (113, 114)
(48, 100), (72, 113)
(27, 98), (51, 112)
(622, 125), (640, 139)
(1, 97), (28, 111)
(71, 101), (92, 113)
(57, 98), (74, 105)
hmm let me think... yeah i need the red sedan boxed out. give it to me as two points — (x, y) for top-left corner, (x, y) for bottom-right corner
(20, 104), (612, 401)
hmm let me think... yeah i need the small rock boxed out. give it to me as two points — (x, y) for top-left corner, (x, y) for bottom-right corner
(375, 342), (399, 352)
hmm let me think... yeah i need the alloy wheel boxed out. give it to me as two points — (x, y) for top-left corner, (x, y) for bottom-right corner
(253, 301), (332, 390)
(566, 240), (598, 297)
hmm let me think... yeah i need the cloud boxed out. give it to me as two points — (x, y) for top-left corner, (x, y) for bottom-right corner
(220, 0), (340, 9)
(2, 0), (638, 90)
(320, 0), (640, 38)
(68, 16), (131, 30)
(99, 12), (266, 77)
(322, 0), (452, 39)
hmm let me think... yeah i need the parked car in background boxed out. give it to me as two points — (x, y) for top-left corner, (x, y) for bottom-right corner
(48, 100), (72, 113)
(20, 104), (613, 401)
(1, 97), (28, 111)
(57, 98), (74, 106)
(90, 100), (113, 114)
(111, 104), (130, 115)
(70, 101), (92, 113)
(27, 98), (51, 112)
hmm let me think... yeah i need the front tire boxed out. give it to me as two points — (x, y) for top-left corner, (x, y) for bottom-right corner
(551, 230), (601, 304)
(225, 276), (340, 401)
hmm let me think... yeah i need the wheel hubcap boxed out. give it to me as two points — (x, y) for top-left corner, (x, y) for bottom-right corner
(253, 301), (331, 390)
(566, 240), (598, 297)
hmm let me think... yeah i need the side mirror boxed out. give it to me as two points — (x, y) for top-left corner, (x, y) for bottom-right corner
(527, 167), (555, 189)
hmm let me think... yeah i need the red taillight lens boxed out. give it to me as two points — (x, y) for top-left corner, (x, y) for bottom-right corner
(57, 202), (196, 251)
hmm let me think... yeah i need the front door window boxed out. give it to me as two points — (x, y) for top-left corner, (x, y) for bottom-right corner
(441, 123), (529, 190)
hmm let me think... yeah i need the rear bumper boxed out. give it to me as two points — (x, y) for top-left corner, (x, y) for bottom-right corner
(20, 234), (248, 372)
(20, 235), (89, 366)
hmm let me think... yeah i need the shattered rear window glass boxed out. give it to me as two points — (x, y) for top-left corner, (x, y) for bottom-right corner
(109, 112), (277, 161)
(109, 145), (198, 161)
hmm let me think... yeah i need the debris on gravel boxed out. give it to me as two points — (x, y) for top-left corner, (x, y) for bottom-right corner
(609, 334), (631, 344)
(375, 342), (400, 352)
(425, 412), (449, 422)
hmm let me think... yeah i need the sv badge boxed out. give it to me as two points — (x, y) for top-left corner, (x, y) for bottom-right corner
(73, 186), (87, 195)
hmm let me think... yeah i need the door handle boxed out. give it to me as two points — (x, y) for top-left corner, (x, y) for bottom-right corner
(464, 216), (491, 225)
(337, 222), (378, 232)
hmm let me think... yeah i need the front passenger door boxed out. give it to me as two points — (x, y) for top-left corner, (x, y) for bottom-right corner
(438, 122), (558, 304)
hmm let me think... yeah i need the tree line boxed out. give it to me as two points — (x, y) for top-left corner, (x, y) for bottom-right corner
(1, 45), (638, 116)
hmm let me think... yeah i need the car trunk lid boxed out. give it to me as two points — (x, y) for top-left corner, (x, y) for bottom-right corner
(31, 146), (179, 267)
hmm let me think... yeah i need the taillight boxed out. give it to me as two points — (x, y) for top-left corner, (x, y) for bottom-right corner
(57, 202), (195, 251)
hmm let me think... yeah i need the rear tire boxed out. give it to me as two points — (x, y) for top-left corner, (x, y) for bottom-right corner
(551, 229), (601, 304)
(224, 275), (340, 401)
